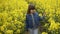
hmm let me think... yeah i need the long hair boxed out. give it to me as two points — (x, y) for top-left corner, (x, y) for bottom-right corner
(27, 4), (35, 14)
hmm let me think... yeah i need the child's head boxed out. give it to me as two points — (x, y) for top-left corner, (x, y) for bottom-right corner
(27, 4), (35, 14)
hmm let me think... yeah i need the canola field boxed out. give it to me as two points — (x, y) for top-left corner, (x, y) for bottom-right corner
(0, 0), (60, 34)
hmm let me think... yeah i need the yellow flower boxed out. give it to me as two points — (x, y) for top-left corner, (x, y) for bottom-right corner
(39, 13), (42, 17)
(16, 29), (21, 33)
(7, 17), (12, 22)
(5, 30), (13, 34)
(48, 20), (59, 31)
(49, 13), (53, 17)
(42, 32), (48, 34)
(0, 26), (4, 31)
(0, 32), (2, 34)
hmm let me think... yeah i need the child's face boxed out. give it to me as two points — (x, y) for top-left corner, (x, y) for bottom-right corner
(30, 10), (35, 14)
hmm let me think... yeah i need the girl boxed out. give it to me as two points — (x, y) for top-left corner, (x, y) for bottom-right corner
(25, 4), (44, 34)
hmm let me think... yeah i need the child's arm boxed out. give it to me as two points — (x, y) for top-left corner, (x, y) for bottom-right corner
(39, 12), (46, 21)
(37, 12), (46, 26)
